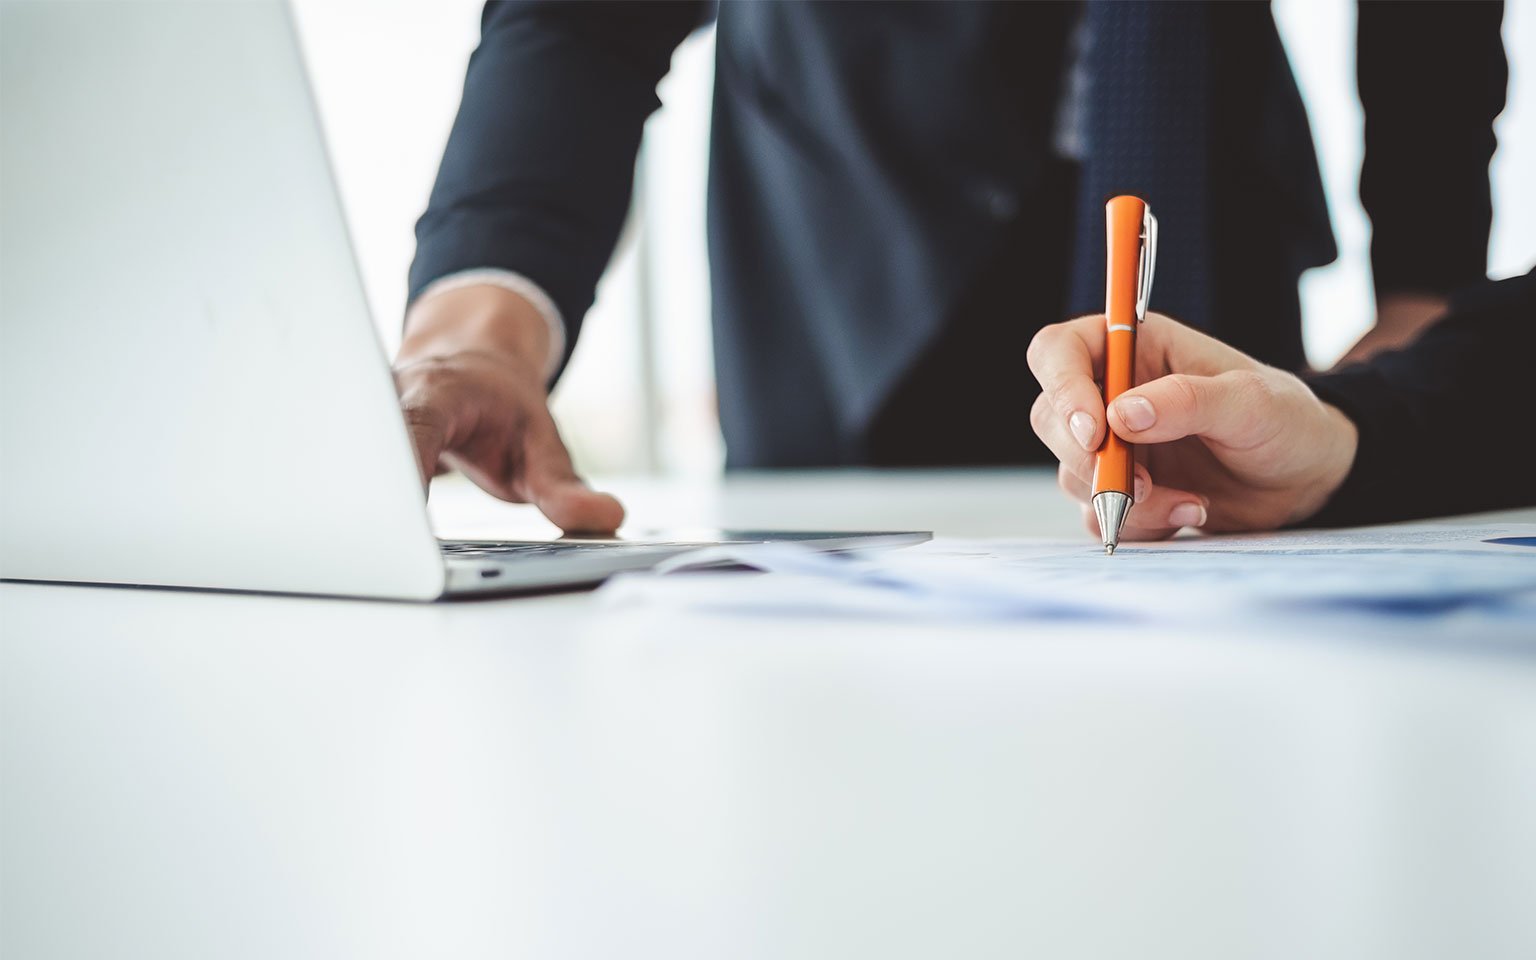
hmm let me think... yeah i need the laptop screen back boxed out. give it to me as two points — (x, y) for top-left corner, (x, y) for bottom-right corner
(0, 1), (443, 598)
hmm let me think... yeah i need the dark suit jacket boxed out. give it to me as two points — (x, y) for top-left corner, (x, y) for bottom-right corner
(1307, 266), (1536, 526)
(410, 0), (1506, 468)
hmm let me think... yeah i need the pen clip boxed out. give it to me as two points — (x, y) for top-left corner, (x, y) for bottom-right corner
(1135, 208), (1157, 322)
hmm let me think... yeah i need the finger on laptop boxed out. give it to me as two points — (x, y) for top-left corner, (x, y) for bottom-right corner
(515, 409), (625, 535)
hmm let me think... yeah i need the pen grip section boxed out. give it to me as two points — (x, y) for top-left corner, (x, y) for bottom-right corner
(1094, 326), (1136, 497)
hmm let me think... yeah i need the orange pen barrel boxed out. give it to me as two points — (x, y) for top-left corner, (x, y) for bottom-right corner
(1091, 195), (1147, 500)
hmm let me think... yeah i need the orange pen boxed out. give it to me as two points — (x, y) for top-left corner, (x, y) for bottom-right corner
(1091, 195), (1157, 555)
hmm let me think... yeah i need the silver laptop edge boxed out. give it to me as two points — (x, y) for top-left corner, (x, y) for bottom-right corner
(0, 1), (927, 601)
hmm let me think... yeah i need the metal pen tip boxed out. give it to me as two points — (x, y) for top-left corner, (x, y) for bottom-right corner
(1093, 491), (1132, 560)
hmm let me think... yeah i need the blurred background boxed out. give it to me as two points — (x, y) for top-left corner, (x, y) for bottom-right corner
(292, 0), (1536, 480)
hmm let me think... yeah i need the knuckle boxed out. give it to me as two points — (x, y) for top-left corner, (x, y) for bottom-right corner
(394, 356), (455, 399)
(399, 400), (445, 437)
(1220, 370), (1285, 447)
(1162, 373), (1203, 414)
(412, 358), (461, 395)
(1028, 392), (1051, 432)
(1048, 384), (1080, 420)
(1222, 369), (1275, 407)
(397, 369), (455, 437)
(1025, 325), (1059, 372)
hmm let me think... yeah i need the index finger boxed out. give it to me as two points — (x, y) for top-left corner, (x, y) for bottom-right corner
(1136, 312), (1265, 380)
(516, 410), (626, 535)
(1027, 315), (1109, 450)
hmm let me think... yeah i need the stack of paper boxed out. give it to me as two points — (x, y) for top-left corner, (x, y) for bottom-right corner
(597, 524), (1536, 626)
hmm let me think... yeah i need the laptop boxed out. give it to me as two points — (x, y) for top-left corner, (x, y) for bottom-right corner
(0, 1), (927, 600)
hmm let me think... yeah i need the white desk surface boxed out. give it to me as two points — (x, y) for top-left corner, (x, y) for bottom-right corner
(5, 468), (1535, 959)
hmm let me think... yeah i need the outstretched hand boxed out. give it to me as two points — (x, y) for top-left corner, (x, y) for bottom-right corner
(393, 284), (625, 535)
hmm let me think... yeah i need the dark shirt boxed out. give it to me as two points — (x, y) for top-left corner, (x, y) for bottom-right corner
(1307, 269), (1536, 526)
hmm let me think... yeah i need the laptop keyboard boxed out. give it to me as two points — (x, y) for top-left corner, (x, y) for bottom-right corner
(439, 540), (675, 560)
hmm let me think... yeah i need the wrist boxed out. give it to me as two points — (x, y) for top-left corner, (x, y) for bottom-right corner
(1374, 291), (1449, 332)
(400, 284), (555, 378)
(1289, 401), (1359, 524)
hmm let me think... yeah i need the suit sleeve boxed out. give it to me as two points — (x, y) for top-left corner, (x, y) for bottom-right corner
(1357, 0), (1507, 300)
(1303, 268), (1536, 526)
(408, 1), (704, 368)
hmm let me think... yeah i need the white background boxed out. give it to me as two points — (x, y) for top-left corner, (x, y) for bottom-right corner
(293, 0), (1536, 478)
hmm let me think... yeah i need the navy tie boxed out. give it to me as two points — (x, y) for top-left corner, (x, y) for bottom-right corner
(1067, 0), (1212, 331)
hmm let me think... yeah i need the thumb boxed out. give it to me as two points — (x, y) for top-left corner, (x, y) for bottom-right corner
(1107, 370), (1282, 451)
(517, 412), (626, 534)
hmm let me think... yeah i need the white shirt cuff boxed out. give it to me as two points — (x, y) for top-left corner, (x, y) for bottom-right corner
(414, 268), (567, 381)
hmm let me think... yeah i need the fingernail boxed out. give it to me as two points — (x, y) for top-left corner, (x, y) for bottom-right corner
(1115, 396), (1157, 432)
(1068, 412), (1096, 450)
(1133, 474), (1147, 503)
(1169, 502), (1207, 528)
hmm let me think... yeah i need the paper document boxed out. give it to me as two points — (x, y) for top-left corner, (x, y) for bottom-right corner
(597, 524), (1536, 625)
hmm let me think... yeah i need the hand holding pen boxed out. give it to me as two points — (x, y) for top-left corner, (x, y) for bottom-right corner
(1026, 297), (1361, 542)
